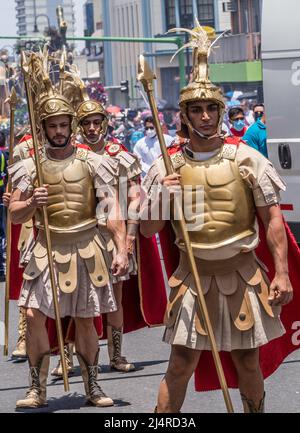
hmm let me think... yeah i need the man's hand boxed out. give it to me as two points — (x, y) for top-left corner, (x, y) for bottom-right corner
(27, 185), (49, 208)
(268, 273), (293, 306)
(161, 173), (181, 196)
(126, 234), (136, 255)
(111, 251), (129, 277)
(2, 192), (11, 207)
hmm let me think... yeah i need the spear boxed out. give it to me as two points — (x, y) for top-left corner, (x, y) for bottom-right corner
(138, 55), (234, 413)
(3, 87), (17, 356)
(21, 52), (69, 391)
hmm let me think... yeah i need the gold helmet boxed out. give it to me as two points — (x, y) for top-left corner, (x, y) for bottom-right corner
(39, 93), (75, 122)
(77, 99), (109, 138)
(168, 19), (226, 138)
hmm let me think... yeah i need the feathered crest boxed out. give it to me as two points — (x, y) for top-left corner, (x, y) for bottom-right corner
(167, 17), (227, 62)
(167, 17), (212, 63)
(167, 17), (228, 84)
(21, 46), (87, 115)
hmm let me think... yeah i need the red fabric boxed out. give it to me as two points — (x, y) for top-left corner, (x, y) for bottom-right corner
(104, 141), (128, 156)
(47, 233), (167, 348)
(224, 136), (242, 146)
(19, 134), (32, 143)
(8, 223), (24, 300)
(99, 233), (167, 339)
(75, 143), (91, 151)
(159, 219), (300, 392)
(229, 127), (248, 138)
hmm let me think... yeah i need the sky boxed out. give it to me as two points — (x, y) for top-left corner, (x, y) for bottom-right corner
(0, 0), (86, 50)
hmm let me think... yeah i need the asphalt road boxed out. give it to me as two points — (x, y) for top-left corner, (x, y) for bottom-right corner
(1, 284), (300, 414)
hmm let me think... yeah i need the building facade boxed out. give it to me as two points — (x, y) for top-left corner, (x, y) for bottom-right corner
(99, 0), (262, 107)
(83, 0), (104, 79)
(101, 0), (231, 106)
(15, 0), (75, 38)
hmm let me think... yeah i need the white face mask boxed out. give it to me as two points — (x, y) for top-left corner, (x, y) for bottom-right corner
(145, 128), (156, 139)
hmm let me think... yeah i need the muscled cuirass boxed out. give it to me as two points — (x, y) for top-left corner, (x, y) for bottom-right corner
(171, 146), (256, 250)
(35, 152), (97, 233)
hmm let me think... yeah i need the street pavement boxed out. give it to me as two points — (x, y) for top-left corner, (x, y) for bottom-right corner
(1, 283), (300, 413)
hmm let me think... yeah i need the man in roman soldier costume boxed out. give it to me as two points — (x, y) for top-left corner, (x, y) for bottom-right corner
(65, 91), (167, 374)
(8, 51), (128, 409)
(140, 24), (299, 413)
(75, 96), (140, 373)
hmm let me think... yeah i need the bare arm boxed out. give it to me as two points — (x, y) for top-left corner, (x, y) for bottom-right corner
(106, 189), (129, 276)
(257, 204), (293, 306)
(140, 173), (181, 238)
(9, 185), (49, 225)
(126, 178), (140, 253)
(140, 195), (166, 238)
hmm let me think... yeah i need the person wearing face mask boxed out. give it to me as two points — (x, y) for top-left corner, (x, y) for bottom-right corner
(243, 104), (268, 158)
(133, 116), (174, 177)
(228, 107), (248, 138)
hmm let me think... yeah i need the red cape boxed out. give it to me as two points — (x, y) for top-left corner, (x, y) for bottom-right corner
(159, 219), (300, 391)
(8, 223), (24, 300)
(96, 233), (168, 339)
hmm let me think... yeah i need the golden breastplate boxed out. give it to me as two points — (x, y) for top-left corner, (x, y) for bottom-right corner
(171, 148), (256, 249)
(35, 151), (97, 233)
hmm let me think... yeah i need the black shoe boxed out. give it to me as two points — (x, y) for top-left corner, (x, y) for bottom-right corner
(0, 273), (5, 282)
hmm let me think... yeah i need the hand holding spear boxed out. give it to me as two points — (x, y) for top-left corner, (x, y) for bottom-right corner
(137, 55), (234, 413)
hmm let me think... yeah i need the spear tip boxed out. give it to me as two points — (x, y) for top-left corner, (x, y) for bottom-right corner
(10, 87), (18, 106)
(137, 54), (156, 89)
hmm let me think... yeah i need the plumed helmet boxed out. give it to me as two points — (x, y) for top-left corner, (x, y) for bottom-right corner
(168, 19), (226, 136)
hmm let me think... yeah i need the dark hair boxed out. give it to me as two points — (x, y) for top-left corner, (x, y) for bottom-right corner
(228, 107), (244, 120)
(127, 110), (138, 121)
(144, 116), (154, 126)
(253, 103), (264, 111)
(0, 131), (6, 147)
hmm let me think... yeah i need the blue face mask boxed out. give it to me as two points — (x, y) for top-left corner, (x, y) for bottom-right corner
(233, 119), (245, 131)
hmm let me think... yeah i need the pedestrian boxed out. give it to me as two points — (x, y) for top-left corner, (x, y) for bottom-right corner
(133, 116), (174, 176)
(243, 103), (268, 157)
(228, 106), (248, 138)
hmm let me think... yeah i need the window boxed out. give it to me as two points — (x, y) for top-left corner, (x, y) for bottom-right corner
(251, 0), (262, 32)
(197, 0), (215, 27)
(165, 0), (215, 30)
(180, 0), (193, 28)
(165, 0), (176, 30)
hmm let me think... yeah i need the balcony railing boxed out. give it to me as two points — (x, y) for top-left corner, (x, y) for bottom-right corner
(209, 32), (261, 64)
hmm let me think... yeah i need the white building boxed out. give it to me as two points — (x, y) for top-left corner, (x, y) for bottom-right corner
(15, 0), (75, 38)
(101, 0), (231, 106)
